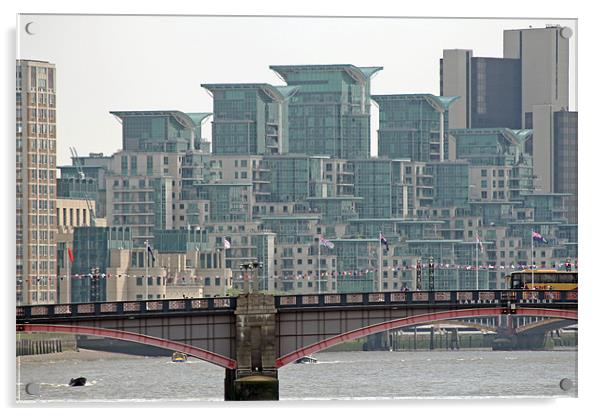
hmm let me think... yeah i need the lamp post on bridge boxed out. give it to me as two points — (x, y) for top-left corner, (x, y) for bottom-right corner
(416, 259), (422, 290)
(428, 256), (435, 291)
(239, 261), (263, 294)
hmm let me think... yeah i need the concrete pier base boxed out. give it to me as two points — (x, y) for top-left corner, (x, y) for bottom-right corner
(225, 293), (280, 401)
(224, 369), (279, 401)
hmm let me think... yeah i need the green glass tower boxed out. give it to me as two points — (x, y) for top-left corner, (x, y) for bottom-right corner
(201, 83), (298, 155)
(373, 94), (458, 162)
(270, 65), (382, 159)
(111, 110), (198, 153)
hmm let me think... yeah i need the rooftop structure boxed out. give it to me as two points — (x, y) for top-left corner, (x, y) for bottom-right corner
(373, 94), (459, 162)
(201, 83), (297, 155)
(270, 64), (382, 159)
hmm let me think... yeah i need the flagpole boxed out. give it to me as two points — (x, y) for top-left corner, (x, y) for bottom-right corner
(67, 246), (71, 304)
(531, 229), (534, 289)
(318, 238), (321, 295)
(475, 237), (479, 291)
(378, 240), (383, 292)
(145, 240), (149, 300)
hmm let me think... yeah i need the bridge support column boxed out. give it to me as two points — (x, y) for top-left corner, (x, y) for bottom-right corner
(224, 293), (279, 401)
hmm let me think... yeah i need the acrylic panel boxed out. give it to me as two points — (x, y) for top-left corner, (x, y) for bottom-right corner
(15, 14), (578, 403)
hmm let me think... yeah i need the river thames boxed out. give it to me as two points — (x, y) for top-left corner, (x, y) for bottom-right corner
(17, 349), (577, 402)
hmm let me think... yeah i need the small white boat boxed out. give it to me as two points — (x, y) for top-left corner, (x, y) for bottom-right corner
(294, 355), (318, 364)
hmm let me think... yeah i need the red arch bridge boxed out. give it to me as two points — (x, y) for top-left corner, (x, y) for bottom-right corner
(16, 289), (577, 400)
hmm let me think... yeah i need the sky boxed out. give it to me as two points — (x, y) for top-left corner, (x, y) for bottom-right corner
(17, 15), (577, 166)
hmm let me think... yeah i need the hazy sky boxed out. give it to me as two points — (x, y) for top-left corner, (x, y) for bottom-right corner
(17, 14), (577, 166)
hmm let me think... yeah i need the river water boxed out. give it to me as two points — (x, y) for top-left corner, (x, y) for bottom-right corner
(16, 349), (577, 402)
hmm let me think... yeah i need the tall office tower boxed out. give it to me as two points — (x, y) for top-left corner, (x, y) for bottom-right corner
(372, 94), (458, 162)
(270, 65), (382, 159)
(16, 60), (58, 305)
(201, 84), (297, 155)
(526, 107), (577, 223)
(440, 50), (522, 129)
(107, 111), (205, 246)
(504, 25), (572, 127)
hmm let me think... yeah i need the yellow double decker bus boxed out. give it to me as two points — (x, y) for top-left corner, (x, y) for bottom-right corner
(505, 270), (578, 290)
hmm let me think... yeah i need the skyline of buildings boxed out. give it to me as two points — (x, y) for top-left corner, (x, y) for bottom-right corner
(16, 24), (578, 305)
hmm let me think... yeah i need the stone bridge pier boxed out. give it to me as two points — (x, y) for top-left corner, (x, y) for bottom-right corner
(224, 293), (279, 401)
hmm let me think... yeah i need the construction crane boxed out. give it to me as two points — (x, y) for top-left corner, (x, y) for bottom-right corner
(69, 146), (97, 226)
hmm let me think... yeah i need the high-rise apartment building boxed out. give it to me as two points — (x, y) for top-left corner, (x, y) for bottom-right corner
(16, 60), (58, 305)
(373, 94), (458, 162)
(270, 65), (382, 159)
(450, 128), (534, 201)
(201, 84), (297, 155)
(107, 111), (204, 246)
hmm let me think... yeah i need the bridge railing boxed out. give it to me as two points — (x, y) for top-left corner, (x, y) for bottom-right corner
(16, 290), (577, 321)
(274, 290), (578, 309)
(16, 296), (238, 321)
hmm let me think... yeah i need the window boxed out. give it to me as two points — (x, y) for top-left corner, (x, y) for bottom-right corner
(136, 277), (143, 286)
(215, 277), (221, 286)
(156, 277), (161, 285)
(481, 191), (488, 199)
(204, 277), (211, 286)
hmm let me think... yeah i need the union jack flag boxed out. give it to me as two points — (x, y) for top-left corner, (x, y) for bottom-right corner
(319, 235), (334, 249)
(532, 231), (548, 244)
(379, 232), (389, 252)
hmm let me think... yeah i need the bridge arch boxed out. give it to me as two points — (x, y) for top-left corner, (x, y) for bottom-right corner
(275, 307), (577, 368)
(18, 324), (237, 369)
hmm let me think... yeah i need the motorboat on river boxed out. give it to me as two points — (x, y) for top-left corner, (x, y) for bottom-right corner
(171, 352), (188, 362)
(294, 355), (318, 364)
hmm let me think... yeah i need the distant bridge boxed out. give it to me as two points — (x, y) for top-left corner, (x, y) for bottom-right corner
(17, 289), (577, 400)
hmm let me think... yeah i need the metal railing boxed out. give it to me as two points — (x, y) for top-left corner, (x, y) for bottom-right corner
(16, 290), (577, 321)
(274, 290), (578, 309)
(17, 296), (237, 321)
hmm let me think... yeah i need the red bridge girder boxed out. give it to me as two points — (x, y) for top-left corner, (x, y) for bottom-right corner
(18, 324), (237, 369)
(275, 307), (577, 368)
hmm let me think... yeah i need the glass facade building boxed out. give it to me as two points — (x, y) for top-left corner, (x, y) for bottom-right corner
(270, 65), (382, 159)
(112, 111), (198, 153)
(202, 84), (297, 155)
(429, 161), (470, 208)
(71, 226), (132, 275)
(373, 94), (458, 162)
(351, 159), (401, 219)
